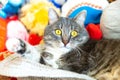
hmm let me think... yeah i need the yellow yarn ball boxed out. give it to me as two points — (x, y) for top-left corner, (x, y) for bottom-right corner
(20, 0), (60, 36)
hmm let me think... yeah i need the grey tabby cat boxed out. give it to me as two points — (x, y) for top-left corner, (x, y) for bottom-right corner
(6, 8), (120, 80)
(6, 8), (89, 70)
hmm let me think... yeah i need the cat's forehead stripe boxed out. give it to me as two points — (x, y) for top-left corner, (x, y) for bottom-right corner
(59, 17), (74, 27)
(52, 17), (82, 32)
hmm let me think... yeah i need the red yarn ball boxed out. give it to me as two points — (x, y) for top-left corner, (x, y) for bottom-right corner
(28, 33), (43, 45)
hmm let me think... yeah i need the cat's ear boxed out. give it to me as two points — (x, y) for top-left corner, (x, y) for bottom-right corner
(48, 8), (59, 24)
(74, 10), (87, 27)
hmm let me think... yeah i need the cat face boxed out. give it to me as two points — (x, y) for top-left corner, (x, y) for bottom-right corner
(42, 9), (89, 68)
(44, 8), (89, 51)
(44, 17), (89, 50)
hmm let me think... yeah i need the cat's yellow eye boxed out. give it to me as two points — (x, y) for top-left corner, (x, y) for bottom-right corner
(55, 29), (62, 35)
(71, 30), (78, 37)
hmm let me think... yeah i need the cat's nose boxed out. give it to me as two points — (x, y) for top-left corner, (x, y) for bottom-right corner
(62, 39), (69, 46)
(62, 36), (70, 46)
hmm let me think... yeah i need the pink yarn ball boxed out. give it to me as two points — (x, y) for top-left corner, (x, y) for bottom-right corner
(7, 20), (29, 41)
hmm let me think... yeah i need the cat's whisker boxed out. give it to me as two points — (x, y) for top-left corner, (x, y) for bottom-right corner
(72, 48), (81, 57)
(76, 47), (84, 54)
(76, 47), (85, 53)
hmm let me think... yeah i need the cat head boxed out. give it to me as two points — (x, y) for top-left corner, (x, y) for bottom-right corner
(44, 8), (89, 51)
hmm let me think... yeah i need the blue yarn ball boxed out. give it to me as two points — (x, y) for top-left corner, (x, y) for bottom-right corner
(0, 10), (7, 18)
(8, 0), (23, 7)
